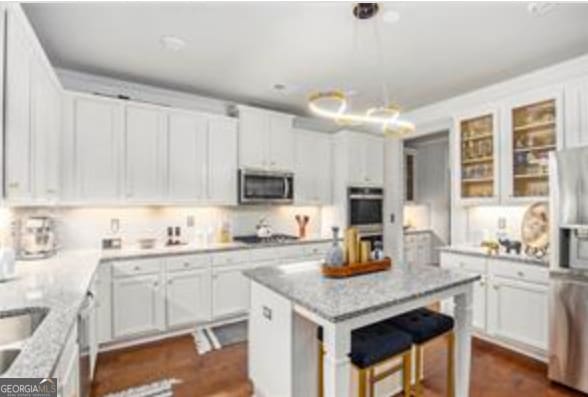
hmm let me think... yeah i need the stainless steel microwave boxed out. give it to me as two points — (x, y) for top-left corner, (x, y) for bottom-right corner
(239, 169), (294, 204)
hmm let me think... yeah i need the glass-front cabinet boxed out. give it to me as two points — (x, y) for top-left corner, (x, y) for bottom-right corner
(503, 89), (563, 202)
(455, 109), (500, 205)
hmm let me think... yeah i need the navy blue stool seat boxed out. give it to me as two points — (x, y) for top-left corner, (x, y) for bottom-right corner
(389, 308), (456, 397)
(316, 321), (413, 397)
(349, 322), (412, 369)
(388, 308), (454, 344)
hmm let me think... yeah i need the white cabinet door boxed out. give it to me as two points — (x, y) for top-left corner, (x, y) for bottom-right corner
(346, 132), (367, 185)
(112, 274), (165, 338)
(268, 113), (294, 171)
(364, 134), (384, 185)
(294, 129), (332, 204)
(55, 331), (80, 397)
(166, 268), (212, 328)
(167, 111), (207, 201)
(487, 275), (548, 351)
(208, 117), (238, 204)
(72, 96), (123, 201)
(238, 107), (267, 169)
(124, 105), (166, 201)
(4, 10), (32, 200)
(95, 263), (112, 344)
(212, 264), (250, 319)
(30, 58), (61, 201)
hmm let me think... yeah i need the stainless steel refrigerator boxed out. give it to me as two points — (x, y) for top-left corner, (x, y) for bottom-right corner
(548, 146), (588, 393)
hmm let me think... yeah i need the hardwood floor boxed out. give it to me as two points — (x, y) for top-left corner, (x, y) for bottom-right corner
(91, 336), (584, 397)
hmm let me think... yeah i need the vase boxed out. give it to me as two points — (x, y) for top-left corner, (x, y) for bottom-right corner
(325, 227), (345, 267)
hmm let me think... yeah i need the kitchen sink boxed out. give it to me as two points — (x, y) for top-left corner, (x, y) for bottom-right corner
(0, 307), (49, 346)
(0, 349), (20, 375)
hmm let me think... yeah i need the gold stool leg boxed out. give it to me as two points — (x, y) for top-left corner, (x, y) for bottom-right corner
(358, 368), (367, 397)
(368, 367), (375, 397)
(318, 343), (324, 397)
(402, 351), (412, 397)
(414, 345), (424, 397)
(447, 332), (455, 397)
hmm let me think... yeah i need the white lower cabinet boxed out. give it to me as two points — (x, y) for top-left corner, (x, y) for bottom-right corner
(487, 275), (548, 351)
(404, 232), (433, 266)
(112, 273), (165, 338)
(212, 264), (251, 319)
(53, 326), (80, 397)
(95, 263), (112, 344)
(166, 268), (212, 328)
(440, 251), (548, 358)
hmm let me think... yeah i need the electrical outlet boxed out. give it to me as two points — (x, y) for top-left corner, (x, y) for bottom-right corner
(186, 215), (195, 228)
(110, 218), (120, 234)
(498, 217), (506, 230)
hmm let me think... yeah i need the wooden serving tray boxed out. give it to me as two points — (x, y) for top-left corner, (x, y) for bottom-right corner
(322, 258), (392, 278)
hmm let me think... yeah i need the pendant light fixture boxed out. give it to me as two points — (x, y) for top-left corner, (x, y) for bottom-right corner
(307, 3), (415, 137)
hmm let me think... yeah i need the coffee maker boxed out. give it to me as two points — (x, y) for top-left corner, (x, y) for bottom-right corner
(18, 216), (57, 259)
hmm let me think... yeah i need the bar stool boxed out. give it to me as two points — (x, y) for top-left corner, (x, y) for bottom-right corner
(317, 322), (413, 397)
(388, 308), (456, 397)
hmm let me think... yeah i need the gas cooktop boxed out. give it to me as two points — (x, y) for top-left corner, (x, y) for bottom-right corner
(233, 234), (299, 245)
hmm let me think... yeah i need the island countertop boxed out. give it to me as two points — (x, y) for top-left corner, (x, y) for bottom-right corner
(0, 250), (101, 378)
(243, 262), (480, 323)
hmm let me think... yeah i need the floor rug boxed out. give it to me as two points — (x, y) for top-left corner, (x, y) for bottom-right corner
(103, 378), (181, 397)
(210, 320), (248, 348)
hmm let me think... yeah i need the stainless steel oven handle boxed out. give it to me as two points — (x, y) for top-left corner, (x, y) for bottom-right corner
(349, 194), (384, 200)
(284, 177), (290, 198)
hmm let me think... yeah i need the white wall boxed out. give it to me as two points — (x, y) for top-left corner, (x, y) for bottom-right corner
(11, 205), (332, 250)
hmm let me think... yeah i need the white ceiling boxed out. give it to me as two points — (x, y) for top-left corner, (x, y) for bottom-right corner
(24, 2), (588, 116)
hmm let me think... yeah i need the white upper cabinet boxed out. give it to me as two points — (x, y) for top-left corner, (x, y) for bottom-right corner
(66, 95), (123, 202)
(294, 129), (332, 204)
(124, 104), (167, 202)
(501, 87), (563, 203)
(4, 6), (62, 203)
(268, 113), (295, 170)
(208, 117), (238, 205)
(453, 107), (500, 206)
(167, 111), (208, 201)
(345, 131), (384, 186)
(5, 8), (33, 201)
(237, 106), (294, 171)
(30, 59), (61, 201)
(564, 78), (588, 149)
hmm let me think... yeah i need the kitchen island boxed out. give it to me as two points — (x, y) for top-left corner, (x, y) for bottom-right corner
(244, 261), (480, 397)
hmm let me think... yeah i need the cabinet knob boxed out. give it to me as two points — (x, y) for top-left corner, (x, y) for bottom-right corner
(168, 280), (173, 285)
(493, 284), (500, 290)
(47, 188), (57, 194)
(517, 271), (525, 278)
(7, 182), (19, 189)
(134, 266), (141, 271)
(153, 281), (159, 287)
(183, 262), (190, 268)
(479, 281), (485, 287)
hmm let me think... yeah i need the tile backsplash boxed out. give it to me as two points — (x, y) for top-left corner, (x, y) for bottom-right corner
(466, 205), (531, 243)
(12, 205), (336, 250)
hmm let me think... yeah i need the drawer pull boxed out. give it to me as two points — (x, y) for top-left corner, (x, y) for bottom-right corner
(168, 280), (173, 285)
(460, 263), (466, 268)
(262, 306), (272, 321)
(183, 262), (190, 268)
(517, 271), (525, 277)
(493, 284), (500, 290)
(153, 281), (159, 287)
(134, 266), (141, 271)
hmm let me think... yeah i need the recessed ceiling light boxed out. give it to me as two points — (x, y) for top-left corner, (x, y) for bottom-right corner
(382, 9), (400, 24)
(160, 35), (186, 51)
(528, 2), (555, 17)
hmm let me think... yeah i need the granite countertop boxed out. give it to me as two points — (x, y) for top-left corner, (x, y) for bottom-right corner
(438, 245), (548, 267)
(244, 262), (480, 323)
(101, 236), (332, 261)
(0, 250), (101, 378)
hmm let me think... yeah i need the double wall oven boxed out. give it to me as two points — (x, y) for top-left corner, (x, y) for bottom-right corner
(348, 187), (384, 245)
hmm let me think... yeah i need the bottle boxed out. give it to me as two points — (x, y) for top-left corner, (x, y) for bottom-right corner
(371, 241), (384, 260)
(325, 227), (344, 267)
